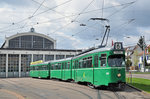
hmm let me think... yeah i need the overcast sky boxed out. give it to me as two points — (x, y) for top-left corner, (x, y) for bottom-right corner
(0, 0), (149, 49)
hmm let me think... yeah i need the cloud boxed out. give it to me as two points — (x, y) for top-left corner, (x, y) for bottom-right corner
(55, 31), (82, 49)
(0, 0), (31, 7)
(0, 0), (149, 49)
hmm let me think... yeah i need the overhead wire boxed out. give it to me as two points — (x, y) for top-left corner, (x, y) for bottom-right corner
(33, 0), (73, 17)
(82, 1), (137, 47)
(0, 0), (73, 32)
(31, 0), (71, 18)
(72, 0), (95, 22)
(47, 22), (73, 36)
(48, 1), (137, 47)
(106, 1), (136, 18)
(0, 0), (137, 48)
(46, 0), (95, 38)
(18, 0), (46, 33)
(0, 1), (135, 33)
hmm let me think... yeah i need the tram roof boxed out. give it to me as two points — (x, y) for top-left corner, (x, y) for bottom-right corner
(30, 47), (112, 65)
(73, 47), (112, 59)
(50, 57), (72, 63)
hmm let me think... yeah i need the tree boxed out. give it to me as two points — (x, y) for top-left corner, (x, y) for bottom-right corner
(133, 50), (139, 66)
(126, 57), (132, 71)
(144, 57), (148, 66)
(137, 36), (146, 72)
(148, 47), (150, 53)
(137, 36), (144, 50)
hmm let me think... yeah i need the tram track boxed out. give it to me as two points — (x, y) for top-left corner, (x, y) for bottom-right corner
(19, 78), (129, 99)
(97, 90), (101, 99)
(112, 90), (126, 99)
(22, 78), (129, 99)
(113, 91), (126, 99)
(1, 78), (141, 99)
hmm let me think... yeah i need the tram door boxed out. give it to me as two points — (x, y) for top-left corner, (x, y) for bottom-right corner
(38, 66), (41, 78)
(93, 54), (99, 84)
(62, 62), (65, 80)
(72, 61), (75, 80)
(75, 60), (78, 81)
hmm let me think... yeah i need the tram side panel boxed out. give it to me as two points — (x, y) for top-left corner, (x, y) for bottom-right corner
(50, 62), (61, 79)
(39, 64), (49, 78)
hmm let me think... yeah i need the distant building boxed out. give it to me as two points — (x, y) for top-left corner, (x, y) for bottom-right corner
(138, 45), (150, 71)
(125, 44), (150, 71)
(125, 45), (142, 66)
(0, 28), (81, 78)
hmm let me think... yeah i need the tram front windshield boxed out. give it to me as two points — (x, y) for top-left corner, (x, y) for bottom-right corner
(108, 55), (125, 67)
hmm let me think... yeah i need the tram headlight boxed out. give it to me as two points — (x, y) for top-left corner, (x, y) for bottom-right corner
(117, 73), (121, 77)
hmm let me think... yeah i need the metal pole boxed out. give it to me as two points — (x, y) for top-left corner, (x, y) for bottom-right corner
(143, 36), (145, 72)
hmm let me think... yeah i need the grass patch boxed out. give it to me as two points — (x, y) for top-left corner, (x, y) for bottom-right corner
(126, 72), (150, 74)
(126, 78), (150, 93)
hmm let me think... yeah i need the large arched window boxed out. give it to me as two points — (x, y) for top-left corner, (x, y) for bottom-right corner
(9, 35), (54, 49)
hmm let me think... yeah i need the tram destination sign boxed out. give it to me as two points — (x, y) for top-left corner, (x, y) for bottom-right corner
(113, 51), (123, 54)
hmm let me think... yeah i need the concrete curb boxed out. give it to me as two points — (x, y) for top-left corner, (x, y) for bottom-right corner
(126, 84), (150, 97)
(126, 84), (141, 92)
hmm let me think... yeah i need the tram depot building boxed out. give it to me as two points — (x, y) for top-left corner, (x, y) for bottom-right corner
(0, 28), (81, 78)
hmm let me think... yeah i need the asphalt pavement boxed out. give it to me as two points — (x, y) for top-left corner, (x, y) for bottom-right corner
(126, 74), (150, 80)
(0, 78), (150, 99)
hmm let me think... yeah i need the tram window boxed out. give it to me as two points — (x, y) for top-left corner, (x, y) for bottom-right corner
(83, 60), (86, 68)
(53, 65), (55, 70)
(79, 59), (83, 68)
(62, 63), (65, 69)
(54, 64), (57, 70)
(79, 60), (82, 68)
(87, 57), (92, 68)
(65, 62), (67, 69)
(35, 66), (37, 70)
(41, 66), (43, 70)
(74, 61), (76, 69)
(63, 63), (66, 69)
(79, 62), (81, 68)
(94, 55), (98, 67)
(41, 65), (43, 70)
(51, 64), (54, 70)
(43, 65), (44, 70)
(73, 61), (75, 69)
(68, 62), (70, 69)
(75, 60), (78, 69)
(100, 54), (107, 67)
(43, 65), (46, 70)
(60, 63), (62, 69)
(54, 64), (56, 70)
(33, 67), (35, 70)
(46, 65), (48, 70)
(30, 67), (32, 70)
(58, 63), (61, 69)
(108, 55), (125, 67)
